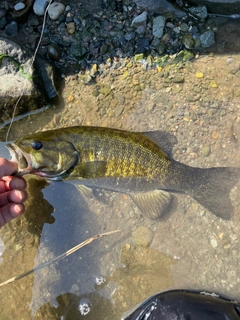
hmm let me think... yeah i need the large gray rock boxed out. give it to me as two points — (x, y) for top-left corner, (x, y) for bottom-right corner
(184, 0), (240, 15)
(0, 37), (60, 125)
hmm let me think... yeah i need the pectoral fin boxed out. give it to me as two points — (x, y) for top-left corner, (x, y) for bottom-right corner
(129, 190), (176, 220)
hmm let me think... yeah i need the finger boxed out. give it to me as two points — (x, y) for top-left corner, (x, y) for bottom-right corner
(0, 189), (27, 207)
(0, 180), (6, 193)
(0, 158), (18, 177)
(0, 203), (25, 228)
(2, 176), (27, 191)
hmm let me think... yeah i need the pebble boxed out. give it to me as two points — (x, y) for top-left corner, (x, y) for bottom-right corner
(66, 21), (75, 34)
(48, 2), (65, 20)
(14, 2), (25, 11)
(182, 33), (195, 49)
(200, 30), (215, 48)
(189, 5), (208, 19)
(5, 21), (18, 36)
(196, 72), (204, 78)
(130, 11), (148, 35)
(201, 146), (211, 157)
(172, 75), (184, 83)
(152, 15), (166, 39)
(211, 239), (218, 248)
(33, 0), (50, 16)
(132, 226), (154, 247)
(209, 80), (218, 88)
(47, 43), (61, 61)
(100, 44), (108, 55)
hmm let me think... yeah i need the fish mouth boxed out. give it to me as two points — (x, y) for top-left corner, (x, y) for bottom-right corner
(6, 143), (70, 180)
(7, 143), (34, 175)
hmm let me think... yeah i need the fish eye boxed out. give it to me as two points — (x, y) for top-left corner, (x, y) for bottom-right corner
(31, 141), (42, 150)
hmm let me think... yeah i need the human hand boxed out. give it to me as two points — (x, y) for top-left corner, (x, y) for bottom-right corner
(0, 158), (27, 228)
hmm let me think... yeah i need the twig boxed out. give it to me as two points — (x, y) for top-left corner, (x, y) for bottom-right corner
(0, 229), (121, 288)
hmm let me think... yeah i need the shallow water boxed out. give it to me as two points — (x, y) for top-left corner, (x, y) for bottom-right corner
(1, 23), (240, 320)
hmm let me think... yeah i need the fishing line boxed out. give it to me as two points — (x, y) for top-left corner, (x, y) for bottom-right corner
(5, 0), (53, 143)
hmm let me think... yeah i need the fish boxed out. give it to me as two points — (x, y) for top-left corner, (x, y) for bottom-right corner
(122, 289), (240, 320)
(7, 126), (240, 220)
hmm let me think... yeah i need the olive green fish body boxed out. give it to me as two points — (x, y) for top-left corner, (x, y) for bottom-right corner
(59, 127), (172, 191)
(7, 126), (240, 220)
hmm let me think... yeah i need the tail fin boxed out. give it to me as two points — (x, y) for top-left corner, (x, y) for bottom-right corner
(188, 167), (240, 219)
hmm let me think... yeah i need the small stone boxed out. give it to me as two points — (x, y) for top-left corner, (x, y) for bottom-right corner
(126, 61), (133, 68)
(196, 72), (204, 78)
(121, 71), (129, 80)
(189, 5), (208, 19)
(14, 2), (25, 11)
(47, 43), (61, 61)
(67, 94), (74, 102)
(209, 80), (218, 88)
(179, 22), (188, 32)
(152, 15), (166, 39)
(162, 33), (170, 43)
(212, 131), (219, 139)
(100, 44), (108, 55)
(66, 21), (75, 34)
(99, 85), (111, 95)
(124, 32), (134, 41)
(132, 226), (154, 247)
(92, 88), (99, 97)
(182, 33), (195, 49)
(172, 75), (184, 83)
(48, 2), (65, 20)
(201, 146), (211, 157)
(134, 53), (144, 62)
(33, 0), (50, 16)
(90, 64), (98, 76)
(5, 21), (18, 36)
(211, 238), (218, 248)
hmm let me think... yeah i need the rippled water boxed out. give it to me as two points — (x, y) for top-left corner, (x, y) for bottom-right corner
(1, 21), (240, 320)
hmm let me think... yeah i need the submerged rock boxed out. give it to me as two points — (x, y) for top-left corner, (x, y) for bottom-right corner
(132, 226), (154, 247)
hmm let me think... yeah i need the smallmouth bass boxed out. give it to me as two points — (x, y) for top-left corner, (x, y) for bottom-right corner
(7, 126), (240, 220)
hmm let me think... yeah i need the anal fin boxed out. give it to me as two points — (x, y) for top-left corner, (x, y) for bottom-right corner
(129, 190), (176, 220)
(76, 185), (110, 204)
